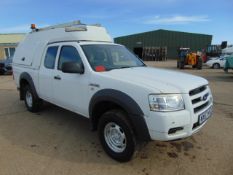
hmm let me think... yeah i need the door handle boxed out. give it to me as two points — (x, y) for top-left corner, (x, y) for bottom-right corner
(54, 75), (61, 80)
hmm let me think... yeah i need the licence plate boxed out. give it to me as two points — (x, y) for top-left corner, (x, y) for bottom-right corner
(199, 106), (213, 125)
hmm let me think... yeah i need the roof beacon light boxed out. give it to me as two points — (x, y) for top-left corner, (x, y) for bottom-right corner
(31, 24), (36, 29)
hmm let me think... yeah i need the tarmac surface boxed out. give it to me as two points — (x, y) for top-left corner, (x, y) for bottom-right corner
(0, 60), (232, 175)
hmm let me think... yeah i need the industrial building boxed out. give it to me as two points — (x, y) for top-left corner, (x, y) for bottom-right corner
(0, 33), (25, 60)
(115, 29), (212, 60)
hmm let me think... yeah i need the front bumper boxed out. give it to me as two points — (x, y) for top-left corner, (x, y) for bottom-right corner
(145, 102), (213, 141)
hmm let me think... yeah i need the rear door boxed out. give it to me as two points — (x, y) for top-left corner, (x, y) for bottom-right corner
(39, 45), (59, 102)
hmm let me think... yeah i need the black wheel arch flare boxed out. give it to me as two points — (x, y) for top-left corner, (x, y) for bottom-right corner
(89, 89), (151, 141)
(19, 72), (39, 100)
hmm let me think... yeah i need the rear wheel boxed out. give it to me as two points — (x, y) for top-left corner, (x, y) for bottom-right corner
(98, 110), (136, 162)
(23, 85), (42, 112)
(213, 63), (220, 69)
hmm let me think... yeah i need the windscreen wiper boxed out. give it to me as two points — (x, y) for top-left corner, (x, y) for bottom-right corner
(118, 66), (131, 69)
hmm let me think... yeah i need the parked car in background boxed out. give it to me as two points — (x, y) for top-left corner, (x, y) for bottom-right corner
(206, 57), (227, 69)
(0, 57), (13, 75)
(207, 53), (232, 62)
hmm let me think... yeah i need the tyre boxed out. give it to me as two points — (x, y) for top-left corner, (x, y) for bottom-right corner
(197, 58), (203, 70)
(98, 110), (136, 162)
(213, 63), (220, 69)
(179, 61), (184, 69)
(23, 85), (42, 112)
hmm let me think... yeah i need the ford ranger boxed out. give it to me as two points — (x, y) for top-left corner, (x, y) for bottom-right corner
(13, 21), (213, 162)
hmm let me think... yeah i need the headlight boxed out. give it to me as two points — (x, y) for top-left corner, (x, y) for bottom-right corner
(149, 94), (185, 112)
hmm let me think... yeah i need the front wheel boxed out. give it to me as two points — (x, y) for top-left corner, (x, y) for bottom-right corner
(98, 110), (136, 162)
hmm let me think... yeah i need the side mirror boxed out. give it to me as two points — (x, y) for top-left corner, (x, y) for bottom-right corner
(61, 62), (84, 74)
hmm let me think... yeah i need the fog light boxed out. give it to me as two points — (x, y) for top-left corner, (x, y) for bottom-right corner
(168, 127), (183, 134)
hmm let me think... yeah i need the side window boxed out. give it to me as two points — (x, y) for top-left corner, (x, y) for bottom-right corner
(58, 46), (82, 70)
(4, 48), (9, 58)
(44, 46), (58, 69)
(9, 48), (15, 57)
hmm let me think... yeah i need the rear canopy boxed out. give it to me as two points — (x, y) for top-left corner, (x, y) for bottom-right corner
(13, 22), (113, 68)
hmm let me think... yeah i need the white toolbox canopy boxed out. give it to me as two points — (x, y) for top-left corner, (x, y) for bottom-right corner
(13, 21), (113, 68)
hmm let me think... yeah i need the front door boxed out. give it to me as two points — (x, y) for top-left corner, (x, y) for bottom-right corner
(53, 43), (89, 117)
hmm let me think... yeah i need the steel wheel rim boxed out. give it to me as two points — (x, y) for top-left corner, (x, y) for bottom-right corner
(26, 91), (33, 107)
(104, 122), (126, 153)
(213, 64), (219, 69)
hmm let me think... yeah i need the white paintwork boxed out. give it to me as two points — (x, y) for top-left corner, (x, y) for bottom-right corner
(13, 25), (112, 68)
(12, 24), (213, 141)
(206, 57), (227, 68)
(97, 67), (208, 94)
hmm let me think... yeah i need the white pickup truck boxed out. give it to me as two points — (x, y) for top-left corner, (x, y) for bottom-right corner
(13, 21), (213, 162)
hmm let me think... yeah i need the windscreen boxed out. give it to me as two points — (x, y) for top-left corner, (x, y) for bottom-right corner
(81, 44), (145, 71)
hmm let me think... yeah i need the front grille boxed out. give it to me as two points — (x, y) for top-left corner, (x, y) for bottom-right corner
(193, 101), (209, 113)
(189, 85), (211, 114)
(192, 97), (201, 104)
(189, 85), (206, 96)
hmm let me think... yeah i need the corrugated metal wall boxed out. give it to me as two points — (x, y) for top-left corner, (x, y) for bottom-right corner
(114, 29), (212, 59)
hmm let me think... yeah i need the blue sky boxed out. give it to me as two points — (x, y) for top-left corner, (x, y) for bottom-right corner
(0, 0), (232, 44)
